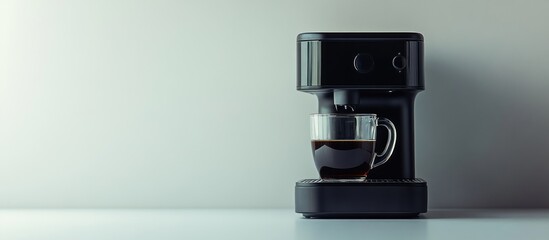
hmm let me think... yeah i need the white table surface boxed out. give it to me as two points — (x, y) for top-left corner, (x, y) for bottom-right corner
(1, 209), (548, 240)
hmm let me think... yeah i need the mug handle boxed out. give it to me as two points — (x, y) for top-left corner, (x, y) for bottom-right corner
(372, 118), (397, 169)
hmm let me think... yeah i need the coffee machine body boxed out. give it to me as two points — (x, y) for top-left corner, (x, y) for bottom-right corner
(295, 33), (427, 218)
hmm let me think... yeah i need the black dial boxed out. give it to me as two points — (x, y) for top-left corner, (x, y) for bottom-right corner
(392, 54), (407, 71)
(353, 53), (375, 73)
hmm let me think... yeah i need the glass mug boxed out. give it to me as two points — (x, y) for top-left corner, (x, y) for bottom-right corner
(310, 114), (397, 180)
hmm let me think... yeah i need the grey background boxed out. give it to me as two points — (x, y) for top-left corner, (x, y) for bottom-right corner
(1, 0), (548, 208)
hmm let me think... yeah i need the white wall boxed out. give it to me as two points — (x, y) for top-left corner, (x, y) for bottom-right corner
(1, 0), (548, 208)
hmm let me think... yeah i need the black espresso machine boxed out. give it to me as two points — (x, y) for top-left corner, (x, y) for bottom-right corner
(294, 32), (427, 218)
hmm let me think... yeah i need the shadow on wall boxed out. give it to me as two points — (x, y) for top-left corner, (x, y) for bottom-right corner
(416, 50), (549, 208)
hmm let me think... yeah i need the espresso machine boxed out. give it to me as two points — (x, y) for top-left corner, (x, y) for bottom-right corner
(295, 32), (427, 218)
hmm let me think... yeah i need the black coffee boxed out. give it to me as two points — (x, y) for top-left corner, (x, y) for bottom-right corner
(311, 140), (375, 179)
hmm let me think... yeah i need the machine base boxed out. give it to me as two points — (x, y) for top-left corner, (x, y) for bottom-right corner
(295, 178), (427, 218)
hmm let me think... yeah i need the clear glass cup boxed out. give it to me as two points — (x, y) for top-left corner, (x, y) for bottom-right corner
(310, 114), (397, 180)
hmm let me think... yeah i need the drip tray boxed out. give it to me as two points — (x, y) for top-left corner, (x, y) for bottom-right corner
(295, 178), (427, 218)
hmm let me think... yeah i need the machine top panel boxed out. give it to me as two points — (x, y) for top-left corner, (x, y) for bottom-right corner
(297, 32), (424, 90)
